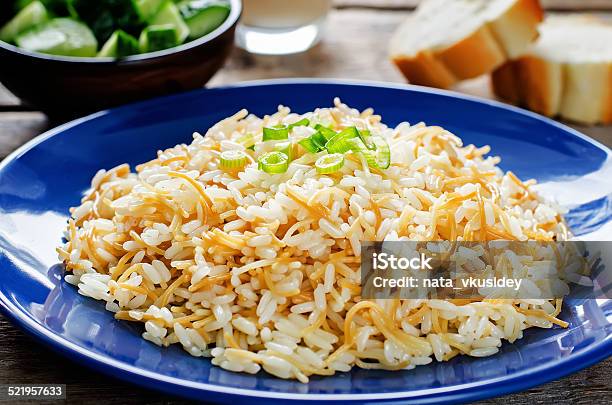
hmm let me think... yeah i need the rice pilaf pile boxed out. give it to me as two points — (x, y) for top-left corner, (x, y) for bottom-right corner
(58, 99), (570, 382)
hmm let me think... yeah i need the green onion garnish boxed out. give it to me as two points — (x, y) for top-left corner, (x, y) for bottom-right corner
(347, 137), (368, 153)
(220, 150), (248, 170)
(358, 129), (376, 150)
(237, 133), (257, 149)
(298, 137), (320, 153)
(371, 136), (391, 169)
(262, 127), (289, 141)
(274, 141), (294, 160)
(315, 153), (345, 174)
(314, 124), (337, 140)
(298, 131), (328, 153)
(357, 136), (390, 169)
(343, 136), (390, 169)
(288, 118), (310, 129)
(258, 151), (289, 174)
(325, 127), (360, 154)
(311, 132), (328, 149)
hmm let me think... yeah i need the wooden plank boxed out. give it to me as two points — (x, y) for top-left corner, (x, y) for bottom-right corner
(333, 0), (417, 10)
(210, 9), (406, 85)
(333, 0), (612, 11)
(0, 112), (48, 159)
(541, 0), (612, 9)
(574, 125), (611, 148)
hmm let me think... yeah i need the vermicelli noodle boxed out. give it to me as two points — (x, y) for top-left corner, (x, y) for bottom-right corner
(59, 99), (569, 382)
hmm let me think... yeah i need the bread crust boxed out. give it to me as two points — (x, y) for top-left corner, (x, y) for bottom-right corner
(489, 0), (543, 58)
(392, 51), (457, 89)
(437, 26), (506, 80)
(390, 0), (544, 89)
(604, 65), (612, 124)
(492, 50), (612, 125)
(491, 62), (521, 103)
(492, 56), (562, 117)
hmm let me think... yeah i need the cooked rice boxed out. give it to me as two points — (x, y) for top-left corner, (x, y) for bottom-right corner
(58, 99), (570, 382)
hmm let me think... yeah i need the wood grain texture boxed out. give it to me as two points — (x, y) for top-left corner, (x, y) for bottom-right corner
(210, 9), (405, 86)
(0, 112), (47, 159)
(0, 2), (610, 404)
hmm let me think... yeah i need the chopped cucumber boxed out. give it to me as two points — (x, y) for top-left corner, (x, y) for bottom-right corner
(15, 0), (35, 11)
(69, 0), (144, 44)
(0, 1), (49, 43)
(15, 17), (97, 57)
(3, 0), (229, 57)
(89, 11), (116, 45)
(112, 0), (146, 34)
(179, 1), (229, 39)
(150, 1), (189, 43)
(97, 29), (140, 58)
(136, 0), (167, 22)
(139, 24), (178, 53)
(41, 0), (71, 16)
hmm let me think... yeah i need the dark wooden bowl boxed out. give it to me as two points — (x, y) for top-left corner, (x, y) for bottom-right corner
(0, 0), (241, 120)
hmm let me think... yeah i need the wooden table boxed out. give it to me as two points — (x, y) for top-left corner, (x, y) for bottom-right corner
(0, 1), (610, 403)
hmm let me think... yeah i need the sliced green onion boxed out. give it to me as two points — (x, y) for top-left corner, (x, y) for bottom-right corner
(288, 118), (310, 129)
(255, 139), (286, 155)
(356, 137), (390, 169)
(371, 136), (391, 169)
(298, 131), (327, 153)
(258, 151), (289, 174)
(346, 137), (368, 153)
(274, 141), (293, 160)
(311, 132), (328, 149)
(315, 153), (345, 174)
(262, 127), (289, 141)
(358, 129), (376, 150)
(325, 126), (360, 154)
(344, 136), (390, 169)
(298, 137), (320, 153)
(314, 124), (337, 140)
(220, 150), (248, 170)
(237, 133), (256, 149)
(360, 149), (377, 168)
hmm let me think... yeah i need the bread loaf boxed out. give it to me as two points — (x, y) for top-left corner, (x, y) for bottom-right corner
(390, 0), (543, 89)
(492, 15), (612, 125)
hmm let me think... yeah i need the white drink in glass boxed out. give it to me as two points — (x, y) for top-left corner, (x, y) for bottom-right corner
(236, 0), (332, 55)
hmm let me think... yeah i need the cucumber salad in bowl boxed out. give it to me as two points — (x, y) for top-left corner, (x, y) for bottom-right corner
(0, 0), (231, 58)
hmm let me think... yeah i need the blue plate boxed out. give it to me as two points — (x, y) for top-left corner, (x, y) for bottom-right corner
(1, 80), (611, 403)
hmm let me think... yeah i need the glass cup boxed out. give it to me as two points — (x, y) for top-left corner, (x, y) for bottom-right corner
(236, 0), (332, 55)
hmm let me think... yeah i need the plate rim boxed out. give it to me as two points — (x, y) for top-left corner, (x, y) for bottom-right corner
(1, 78), (611, 403)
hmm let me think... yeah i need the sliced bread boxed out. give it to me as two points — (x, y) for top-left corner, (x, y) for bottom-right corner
(389, 0), (543, 89)
(492, 15), (612, 125)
